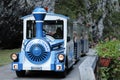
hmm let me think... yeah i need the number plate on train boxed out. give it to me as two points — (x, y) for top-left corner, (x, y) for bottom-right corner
(31, 67), (42, 70)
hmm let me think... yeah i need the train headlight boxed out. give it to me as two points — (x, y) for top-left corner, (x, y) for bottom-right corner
(11, 53), (17, 61)
(58, 54), (65, 62)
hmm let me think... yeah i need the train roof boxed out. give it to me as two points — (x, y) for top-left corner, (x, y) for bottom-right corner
(21, 13), (70, 21)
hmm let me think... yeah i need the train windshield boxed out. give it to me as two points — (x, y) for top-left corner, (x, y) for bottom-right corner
(43, 20), (63, 39)
(26, 20), (63, 39)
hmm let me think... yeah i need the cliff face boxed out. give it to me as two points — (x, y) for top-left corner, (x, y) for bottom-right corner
(78, 0), (120, 40)
(0, 0), (55, 49)
(55, 0), (120, 41)
(0, 0), (119, 48)
(0, 0), (38, 49)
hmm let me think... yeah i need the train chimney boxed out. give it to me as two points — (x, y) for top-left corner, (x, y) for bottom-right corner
(32, 7), (46, 38)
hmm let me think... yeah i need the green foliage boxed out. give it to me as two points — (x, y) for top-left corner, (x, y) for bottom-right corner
(96, 40), (120, 59)
(103, 12), (120, 40)
(97, 40), (120, 79)
(109, 12), (120, 25)
(55, 0), (87, 19)
(92, 9), (103, 20)
(99, 58), (120, 79)
(99, 67), (110, 80)
(89, 0), (97, 3)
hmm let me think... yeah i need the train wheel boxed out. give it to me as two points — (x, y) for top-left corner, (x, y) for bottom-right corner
(65, 57), (68, 69)
(16, 70), (26, 77)
(59, 70), (67, 78)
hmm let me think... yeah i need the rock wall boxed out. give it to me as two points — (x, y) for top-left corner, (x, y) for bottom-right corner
(0, 0), (55, 49)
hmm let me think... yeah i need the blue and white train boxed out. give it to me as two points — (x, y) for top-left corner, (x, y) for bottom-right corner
(11, 7), (89, 77)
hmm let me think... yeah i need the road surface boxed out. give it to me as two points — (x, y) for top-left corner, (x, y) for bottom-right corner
(0, 57), (86, 80)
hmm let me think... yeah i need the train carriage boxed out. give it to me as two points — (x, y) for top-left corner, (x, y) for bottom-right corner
(73, 22), (89, 61)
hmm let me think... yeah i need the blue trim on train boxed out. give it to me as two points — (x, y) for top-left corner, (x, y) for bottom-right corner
(12, 62), (23, 71)
(33, 7), (46, 21)
(24, 38), (51, 64)
(50, 39), (64, 48)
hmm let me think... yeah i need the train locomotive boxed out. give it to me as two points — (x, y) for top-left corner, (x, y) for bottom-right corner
(11, 7), (89, 77)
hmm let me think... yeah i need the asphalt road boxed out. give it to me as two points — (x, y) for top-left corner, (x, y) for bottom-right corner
(0, 57), (86, 80)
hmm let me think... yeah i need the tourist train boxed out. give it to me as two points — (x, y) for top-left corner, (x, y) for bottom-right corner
(10, 7), (89, 77)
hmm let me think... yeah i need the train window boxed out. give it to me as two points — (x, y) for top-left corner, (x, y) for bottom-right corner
(43, 20), (63, 39)
(73, 22), (82, 40)
(26, 20), (36, 39)
(67, 20), (73, 42)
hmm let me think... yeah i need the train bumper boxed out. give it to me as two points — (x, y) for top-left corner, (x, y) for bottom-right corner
(12, 63), (64, 71)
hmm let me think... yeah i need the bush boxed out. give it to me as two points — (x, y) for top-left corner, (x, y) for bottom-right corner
(96, 40), (120, 79)
(96, 40), (120, 59)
